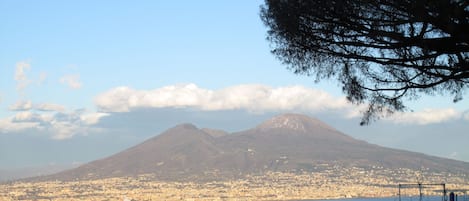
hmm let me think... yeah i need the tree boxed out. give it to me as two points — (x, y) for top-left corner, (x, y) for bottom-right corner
(260, 0), (469, 125)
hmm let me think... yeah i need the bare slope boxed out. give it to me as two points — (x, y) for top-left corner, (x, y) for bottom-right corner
(40, 113), (469, 181)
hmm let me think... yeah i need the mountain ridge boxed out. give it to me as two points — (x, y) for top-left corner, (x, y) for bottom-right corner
(35, 113), (469, 182)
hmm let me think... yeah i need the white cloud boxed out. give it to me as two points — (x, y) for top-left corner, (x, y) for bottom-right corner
(12, 111), (54, 125)
(386, 108), (460, 125)
(95, 84), (469, 126)
(14, 61), (32, 92)
(0, 117), (39, 133)
(49, 121), (80, 140)
(13, 111), (43, 122)
(94, 83), (353, 113)
(80, 112), (109, 125)
(1, 110), (107, 140)
(9, 100), (33, 111)
(60, 74), (82, 89)
(10, 101), (66, 112)
(35, 103), (66, 112)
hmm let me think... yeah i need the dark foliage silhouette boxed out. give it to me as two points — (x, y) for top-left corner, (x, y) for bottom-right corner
(261, 0), (469, 124)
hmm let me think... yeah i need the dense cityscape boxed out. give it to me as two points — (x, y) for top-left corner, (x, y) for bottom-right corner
(1, 165), (468, 201)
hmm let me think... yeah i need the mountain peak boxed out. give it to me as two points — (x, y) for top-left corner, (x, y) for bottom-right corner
(172, 123), (198, 130)
(257, 113), (336, 132)
(35, 113), (469, 182)
(257, 113), (308, 131)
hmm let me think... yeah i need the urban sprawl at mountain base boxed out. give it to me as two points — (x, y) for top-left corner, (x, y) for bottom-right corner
(2, 165), (468, 201)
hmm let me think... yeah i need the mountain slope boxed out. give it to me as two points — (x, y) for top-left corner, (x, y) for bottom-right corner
(40, 113), (469, 181)
(47, 124), (224, 180)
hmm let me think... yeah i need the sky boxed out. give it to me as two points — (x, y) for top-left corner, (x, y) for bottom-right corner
(1, 1), (468, 170)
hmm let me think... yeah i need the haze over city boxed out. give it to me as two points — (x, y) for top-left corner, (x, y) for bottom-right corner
(1, 0), (468, 174)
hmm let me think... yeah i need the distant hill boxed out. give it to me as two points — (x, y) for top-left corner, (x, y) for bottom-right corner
(37, 113), (469, 181)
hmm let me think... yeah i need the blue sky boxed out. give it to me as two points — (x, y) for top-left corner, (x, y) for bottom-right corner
(1, 1), (468, 170)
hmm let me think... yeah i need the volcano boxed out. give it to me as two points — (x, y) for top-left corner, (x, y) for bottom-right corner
(40, 113), (469, 181)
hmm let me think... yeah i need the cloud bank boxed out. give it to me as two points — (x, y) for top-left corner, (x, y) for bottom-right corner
(2, 83), (466, 141)
(9, 100), (33, 111)
(388, 109), (461, 125)
(35, 103), (66, 112)
(95, 83), (466, 126)
(3, 99), (106, 139)
(95, 83), (352, 113)
(9, 101), (65, 112)
(1, 110), (108, 140)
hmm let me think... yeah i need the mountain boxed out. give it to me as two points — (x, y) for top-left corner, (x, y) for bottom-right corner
(38, 113), (469, 181)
